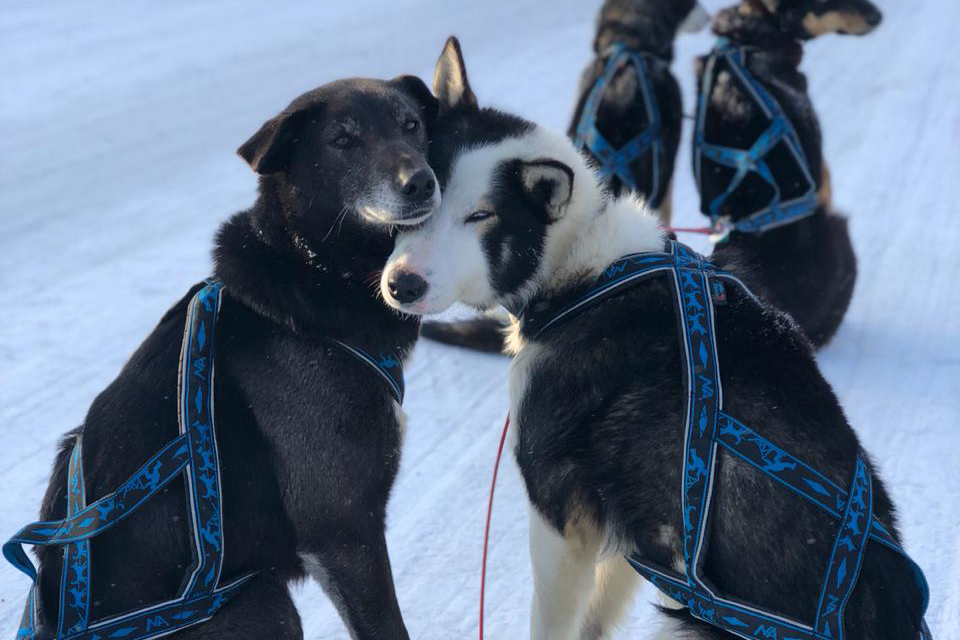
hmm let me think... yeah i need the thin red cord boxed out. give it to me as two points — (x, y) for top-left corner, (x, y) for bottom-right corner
(479, 414), (511, 640)
(665, 225), (713, 235)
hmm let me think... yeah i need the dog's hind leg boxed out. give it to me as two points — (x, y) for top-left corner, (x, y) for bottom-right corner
(579, 556), (642, 640)
(529, 506), (602, 640)
(302, 525), (409, 640)
(177, 577), (302, 639)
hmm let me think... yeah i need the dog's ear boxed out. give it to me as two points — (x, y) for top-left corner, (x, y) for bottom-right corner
(238, 105), (317, 175)
(433, 36), (477, 113)
(392, 74), (439, 124)
(519, 159), (574, 221)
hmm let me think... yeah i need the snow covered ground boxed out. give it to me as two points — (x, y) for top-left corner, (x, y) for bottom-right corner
(1, 0), (957, 637)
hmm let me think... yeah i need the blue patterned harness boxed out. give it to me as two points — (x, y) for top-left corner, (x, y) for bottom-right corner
(3, 281), (405, 640)
(694, 39), (818, 239)
(572, 43), (666, 207)
(521, 242), (931, 640)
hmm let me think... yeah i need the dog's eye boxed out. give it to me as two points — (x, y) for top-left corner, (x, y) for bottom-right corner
(332, 135), (354, 148)
(465, 210), (495, 224)
(404, 119), (420, 132)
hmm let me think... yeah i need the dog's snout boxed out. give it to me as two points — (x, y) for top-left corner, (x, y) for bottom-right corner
(387, 270), (428, 305)
(398, 169), (436, 201)
(864, 6), (882, 27)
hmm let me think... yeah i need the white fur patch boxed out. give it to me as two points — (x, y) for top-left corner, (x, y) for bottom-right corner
(383, 125), (605, 314)
(355, 179), (440, 227)
(383, 123), (665, 318)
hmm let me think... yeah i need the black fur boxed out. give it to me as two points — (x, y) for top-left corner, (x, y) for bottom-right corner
(514, 262), (922, 639)
(568, 0), (694, 209)
(29, 76), (437, 639)
(413, 51), (924, 636)
(695, 0), (880, 347)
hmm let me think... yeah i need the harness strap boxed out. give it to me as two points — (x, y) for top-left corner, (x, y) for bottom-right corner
(56, 439), (90, 637)
(4, 435), (191, 550)
(5, 282), (255, 640)
(572, 43), (666, 206)
(520, 242), (931, 640)
(327, 339), (405, 404)
(694, 38), (818, 239)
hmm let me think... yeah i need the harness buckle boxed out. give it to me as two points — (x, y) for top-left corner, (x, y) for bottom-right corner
(708, 217), (734, 243)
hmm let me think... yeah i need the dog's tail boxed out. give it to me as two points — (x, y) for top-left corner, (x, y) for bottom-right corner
(420, 317), (507, 354)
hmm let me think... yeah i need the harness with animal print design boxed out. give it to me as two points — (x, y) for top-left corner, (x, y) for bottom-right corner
(572, 43), (667, 207)
(3, 281), (405, 640)
(694, 38), (818, 241)
(520, 241), (931, 640)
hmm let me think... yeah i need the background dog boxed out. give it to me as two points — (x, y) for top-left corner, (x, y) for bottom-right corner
(694, 0), (881, 348)
(382, 37), (926, 640)
(570, 0), (708, 225)
(26, 76), (437, 640)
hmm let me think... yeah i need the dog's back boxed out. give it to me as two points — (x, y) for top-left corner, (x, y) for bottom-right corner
(693, 5), (862, 347)
(569, 0), (697, 215)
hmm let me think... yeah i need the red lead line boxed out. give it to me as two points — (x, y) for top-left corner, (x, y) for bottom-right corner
(665, 225), (713, 235)
(479, 414), (511, 640)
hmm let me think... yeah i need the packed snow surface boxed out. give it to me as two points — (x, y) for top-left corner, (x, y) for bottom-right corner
(1, 0), (957, 637)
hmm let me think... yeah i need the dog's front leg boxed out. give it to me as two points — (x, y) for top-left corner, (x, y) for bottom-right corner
(301, 521), (409, 640)
(580, 556), (642, 640)
(528, 506), (602, 640)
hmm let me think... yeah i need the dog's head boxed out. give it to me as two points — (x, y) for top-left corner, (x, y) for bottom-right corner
(381, 38), (600, 316)
(747, 0), (882, 38)
(238, 75), (440, 240)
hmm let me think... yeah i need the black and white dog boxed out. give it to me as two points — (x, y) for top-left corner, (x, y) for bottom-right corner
(24, 76), (438, 639)
(417, 0), (707, 353)
(694, 0), (881, 347)
(569, 0), (708, 225)
(383, 38), (926, 640)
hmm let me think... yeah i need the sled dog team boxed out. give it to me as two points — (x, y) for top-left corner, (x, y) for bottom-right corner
(4, 0), (934, 639)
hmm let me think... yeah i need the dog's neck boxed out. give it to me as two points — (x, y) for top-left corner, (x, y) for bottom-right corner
(593, 0), (688, 60)
(714, 5), (803, 60)
(513, 187), (665, 315)
(213, 180), (413, 341)
(503, 189), (664, 353)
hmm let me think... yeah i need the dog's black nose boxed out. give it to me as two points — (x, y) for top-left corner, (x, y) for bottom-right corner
(864, 6), (882, 27)
(387, 270), (428, 304)
(399, 169), (436, 201)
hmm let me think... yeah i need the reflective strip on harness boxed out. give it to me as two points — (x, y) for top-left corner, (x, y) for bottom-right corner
(327, 339), (405, 404)
(693, 39), (818, 237)
(572, 43), (666, 206)
(520, 242), (932, 640)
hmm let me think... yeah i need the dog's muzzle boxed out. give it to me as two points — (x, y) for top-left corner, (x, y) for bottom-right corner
(385, 268), (428, 306)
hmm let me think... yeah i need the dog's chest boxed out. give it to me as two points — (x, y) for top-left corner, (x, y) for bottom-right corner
(507, 338), (544, 443)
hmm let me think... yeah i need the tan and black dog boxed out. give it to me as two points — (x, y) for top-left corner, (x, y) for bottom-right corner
(693, 0), (881, 348)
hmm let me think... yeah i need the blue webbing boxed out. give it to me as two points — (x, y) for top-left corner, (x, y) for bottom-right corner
(3, 281), (407, 639)
(693, 39), (818, 238)
(572, 43), (666, 206)
(520, 242), (931, 640)
(4, 281), (256, 639)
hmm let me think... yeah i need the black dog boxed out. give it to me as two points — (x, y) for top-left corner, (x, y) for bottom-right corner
(570, 0), (707, 224)
(694, 0), (881, 348)
(419, 0), (706, 354)
(17, 76), (437, 639)
(382, 37), (928, 640)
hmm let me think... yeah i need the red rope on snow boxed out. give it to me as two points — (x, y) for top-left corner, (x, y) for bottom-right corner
(665, 225), (714, 235)
(479, 414), (511, 640)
